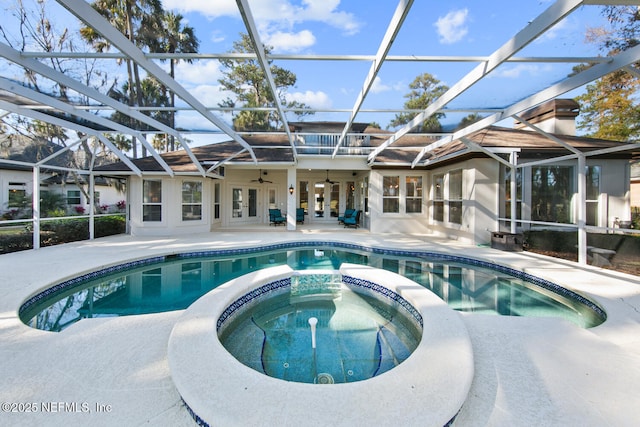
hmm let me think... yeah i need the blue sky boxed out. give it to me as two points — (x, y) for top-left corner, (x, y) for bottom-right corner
(157, 0), (607, 132)
(1, 0), (610, 136)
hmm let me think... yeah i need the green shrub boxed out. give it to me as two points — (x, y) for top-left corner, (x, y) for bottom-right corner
(0, 215), (126, 254)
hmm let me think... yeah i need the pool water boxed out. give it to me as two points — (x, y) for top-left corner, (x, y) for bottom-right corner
(20, 243), (605, 331)
(218, 285), (421, 384)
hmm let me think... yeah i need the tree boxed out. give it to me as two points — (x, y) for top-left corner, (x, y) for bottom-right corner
(80, 0), (165, 157)
(156, 11), (199, 150)
(574, 6), (640, 141)
(455, 113), (483, 131)
(218, 33), (312, 131)
(388, 73), (449, 132)
(576, 71), (640, 141)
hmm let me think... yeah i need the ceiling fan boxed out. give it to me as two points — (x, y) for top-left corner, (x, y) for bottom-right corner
(325, 170), (336, 184)
(251, 169), (272, 184)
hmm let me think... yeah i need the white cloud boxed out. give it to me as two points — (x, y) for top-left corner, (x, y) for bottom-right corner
(490, 64), (552, 79)
(163, 0), (362, 52)
(434, 9), (469, 44)
(370, 76), (391, 94)
(264, 30), (316, 53)
(187, 84), (228, 107)
(176, 61), (224, 85)
(163, 0), (238, 18)
(287, 90), (332, 109)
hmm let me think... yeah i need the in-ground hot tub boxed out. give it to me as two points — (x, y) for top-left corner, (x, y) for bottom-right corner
(217, 270), (423, 384)
(168, 263), (474, 427)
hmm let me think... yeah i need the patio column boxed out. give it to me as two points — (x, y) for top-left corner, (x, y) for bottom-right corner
(32, 166), (40, 250)
(577, 154), (587, 265)
(287, 168), (297, 231)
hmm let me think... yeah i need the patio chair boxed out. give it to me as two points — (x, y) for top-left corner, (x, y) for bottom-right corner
(338, 208), (355, 224)
(269, 209), (286, 226)
(343, 210), (361, 228)
(296, 208), (305, 224)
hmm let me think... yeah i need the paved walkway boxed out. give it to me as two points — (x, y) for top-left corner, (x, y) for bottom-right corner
(0, 231), (639, 426)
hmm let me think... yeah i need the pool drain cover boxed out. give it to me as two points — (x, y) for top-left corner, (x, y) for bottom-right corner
(315, 373), (335, 384)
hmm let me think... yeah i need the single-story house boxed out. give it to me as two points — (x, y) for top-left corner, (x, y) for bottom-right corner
(93, 99), (635, 245)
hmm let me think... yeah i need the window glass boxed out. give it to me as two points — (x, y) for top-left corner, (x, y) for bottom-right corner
(586, 166), (600, 226)
(214, 183), (220, 219)
(504, 167), (522, 220)
(405, 176), (422, 213)
(531, 166), (574, 223)
(433, 173), (444, 222)
(449, 170), (463, 224)
(143, 180), (162, 222)
(382, 176), (399, 213)
(182, 181), (202, 221)
(67, 190), (81, 205)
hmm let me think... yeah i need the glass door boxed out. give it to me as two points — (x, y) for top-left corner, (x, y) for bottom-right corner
(313, 182), (340, 220)
(231, 186), (259, 224)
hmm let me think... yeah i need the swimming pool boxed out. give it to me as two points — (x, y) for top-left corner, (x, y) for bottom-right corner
(19, 241), (606, 331)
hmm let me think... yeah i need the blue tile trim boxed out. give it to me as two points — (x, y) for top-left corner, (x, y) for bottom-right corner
(216, 274), (424, 333)
(181, 398), (210, 427)
(342, 275), (423, 328)
(216, 278), (290, 331)
(18, 240), (607, 323)
(18, 256), (165, 316)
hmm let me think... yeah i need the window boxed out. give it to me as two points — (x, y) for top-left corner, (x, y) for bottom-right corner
(7, 182), (26, 208)
(433, 173), (444, 222)
(346, 181), (355, 210)
(214, 183), (220, 220)
(66, 190), (81, 205)
(143, 179), (162, 222)
(449, 169), (462, 224)
(382, 176), (399, 213)
(586, 166), (601, 226)
(182, 181), (202, 221)
(405, 176), (422, 213)
(299, 181), (309, 212)
(531, 166), (574, 223)
(504, 167), (522, 220)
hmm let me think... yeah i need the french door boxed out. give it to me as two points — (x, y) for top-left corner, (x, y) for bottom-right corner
(313, 182), (339, 220)
(230, 186), (259, 224)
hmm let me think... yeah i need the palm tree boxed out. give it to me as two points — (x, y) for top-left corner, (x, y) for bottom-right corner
(80, 0), (164, 157)
(157, 12), (199, 150)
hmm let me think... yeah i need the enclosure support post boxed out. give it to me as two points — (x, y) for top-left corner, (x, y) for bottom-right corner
(32, 166), (40, 250)
(509, 151), (518, 234)
(577, 155), (587, 265)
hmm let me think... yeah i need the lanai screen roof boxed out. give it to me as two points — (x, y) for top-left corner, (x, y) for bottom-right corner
(1, 0), (640, 177)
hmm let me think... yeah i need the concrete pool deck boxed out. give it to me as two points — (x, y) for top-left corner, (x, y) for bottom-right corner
(0, 230), (639, 426)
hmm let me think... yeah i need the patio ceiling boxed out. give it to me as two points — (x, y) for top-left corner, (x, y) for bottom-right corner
(1, 0), (640, 176)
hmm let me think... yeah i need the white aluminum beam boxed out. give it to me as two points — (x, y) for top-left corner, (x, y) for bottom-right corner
(0, 42), (205, 175)
(235, 0), (297, 160)
(370, 0), (584, 163)
(0, 99), (143, 176)
(56, 0), (258, 163)
(332, 0), (414, 158)
(411, 41), (640, 167)
(0, 76), (175, 176)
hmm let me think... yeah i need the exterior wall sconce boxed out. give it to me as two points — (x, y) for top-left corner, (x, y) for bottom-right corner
(289, 185), (295, 195)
